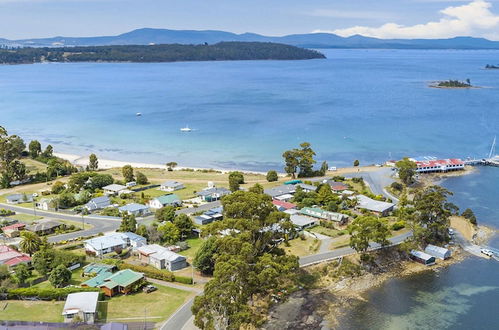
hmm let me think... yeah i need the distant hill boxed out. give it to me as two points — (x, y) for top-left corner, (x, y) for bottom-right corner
(2, 28), (499, 49)
(0, 42), (326, 65)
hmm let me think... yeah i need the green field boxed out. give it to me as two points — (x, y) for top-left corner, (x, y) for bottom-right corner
(178, 238), (204, 261)
(0, 300), (65, 322)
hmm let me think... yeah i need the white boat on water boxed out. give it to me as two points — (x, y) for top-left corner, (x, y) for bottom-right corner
(180, 126), (192, 132)
(136, 112), (142, 116)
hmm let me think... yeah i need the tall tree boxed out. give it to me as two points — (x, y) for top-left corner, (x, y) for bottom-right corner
(48, 264), (71, 288)
(266, 170), (278, 182)
(88, 153), (98, 171)
(28, 140), (42, 159)
(193, 236), (218, 275)
(396, 157), (418, 185)
(19, 231), (42, 256)
(166, 162), (178, 171)
(136, 171), (148, 185)
(462, 208), (477, 225)
(319, 160), (329, 176)
(14, 264), (31, 286)
(174, 214), (194, 239)
(118, 213), (137, 232)
(248, 183), (264, 194)
(155, 206), (176, 222)
(121, 165), (134, 182)
(228, 171), (244, 192)
(297, 142), (316, 177)
(348, 215), (390, 256)
(42, 145), (53, 158)
(158, 221), (180, 245)
(282, 149), (299, 178)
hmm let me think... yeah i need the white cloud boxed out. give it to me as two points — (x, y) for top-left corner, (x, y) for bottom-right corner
(316, 0), (499, 39)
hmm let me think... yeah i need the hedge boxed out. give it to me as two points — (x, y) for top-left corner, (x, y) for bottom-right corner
(7, 287), (101, 301)
(118, 263), (193, 284)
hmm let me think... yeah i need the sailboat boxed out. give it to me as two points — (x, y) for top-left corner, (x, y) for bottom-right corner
(180, 125), (192, 132)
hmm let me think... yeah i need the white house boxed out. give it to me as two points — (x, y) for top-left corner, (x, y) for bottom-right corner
(159, 181), (185, 192)
(118, 203), (150, 216)
(84, 232), (146, 256)
(137, 244), (187, 271)
(351, 195), (395, 216)
(36, 198), (54, 211)
(85, 196), (112, 212)
(148, 194), (182, 209)
(62, 292), (99, 324)
(102, 184), (127, 196)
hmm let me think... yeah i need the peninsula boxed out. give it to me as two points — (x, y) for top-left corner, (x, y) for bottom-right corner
(431, 79), (474, 88)
(0, 42), (325, 64)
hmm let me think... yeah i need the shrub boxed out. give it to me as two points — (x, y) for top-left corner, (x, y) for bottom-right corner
(266, 170), (278, 182)
(118, 263), (175, 282)
(391, 221), (406, 231)
(175, 276), (193, 284)
(390, 182), (403, 191)
(7, 287), (100, 301)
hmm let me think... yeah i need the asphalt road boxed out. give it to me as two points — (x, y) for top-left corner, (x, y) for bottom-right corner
(343, 168), (399, 202)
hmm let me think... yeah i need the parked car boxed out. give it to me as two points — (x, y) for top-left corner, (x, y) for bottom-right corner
(480, 249), (494, 257)
(448, 228), (454, 236)
(143, 285), (157, 293)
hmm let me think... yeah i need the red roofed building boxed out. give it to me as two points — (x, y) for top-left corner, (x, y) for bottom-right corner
(0, 246), (31, 268)
(272, 200), (297, 211)
(1, 223), (26, 238)
(329, 182), (349, 192)
(414, 159), (465, 173)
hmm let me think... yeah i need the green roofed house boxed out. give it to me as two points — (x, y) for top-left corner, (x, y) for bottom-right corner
(82, 263), (117, 276)
(148, 194), (182, 209)
(81, 269), (144, 297)
(299, 207), (349, 225)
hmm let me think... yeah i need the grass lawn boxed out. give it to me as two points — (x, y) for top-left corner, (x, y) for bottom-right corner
(308, 225), (348, 238)
(178, 238), (204, 261)
(20, 158), (48, 174)
(281, 236), (321, 257)
(8, 214), (43, 222)
(99, 284), (192, 322)
(0, 300), (65, 322)
(329, 235), (351, 250)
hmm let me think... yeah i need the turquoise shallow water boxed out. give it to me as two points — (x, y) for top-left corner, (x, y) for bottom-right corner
(1, 49), (498, 170)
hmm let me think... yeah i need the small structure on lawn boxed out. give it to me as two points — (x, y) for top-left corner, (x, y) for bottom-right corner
(299, 207), (348, 225)
(137, 244), (187, 271)
(85, 196), (112, 212)
(5, 193), (33, 204)
(62, 292), (99, 324)
(148, 194), (182, 209)
(424, 244), (451, 260)
(197, 187), (231, 202)
(118, 203), (150, 217)
(103, 184), (127, 196)
(1, 223), (26, 238)
(159, 181), (185, 192)
(27, 220), (63, 235)
(410, 250), (436, 265)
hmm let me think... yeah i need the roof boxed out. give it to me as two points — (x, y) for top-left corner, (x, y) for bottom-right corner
(2, 223), (26, 231)
(85, 233), (128, 251)
(425, 244), (450, 255)
(197, 187), (231, 197)
(413, 158), (464, 168)
(296, 183), (317, 191)
(353, 195), (395, 213)
(300, 207), (346, 221)
(137, 244), (186, 263)
(62, 292), (99, 315)
(103, 184), (127, 192)
(83, 263), (116, 275)
(272, 200), (297, 210)
(87, 196), (111, 207)
(410, 250), (435, 261)
(27, 220), (62, 232)
(290, 214), (317, 228)
(120, 232), (146, 242)
(264, 185), (295, 198)
(6, 194), (33, 202)
(118, 203), (149, 212)
(161, 181), (183, 187)
(154, 194), (181, 205)
(82, 271), (114, 288)
(329, 182), (349, 191)
(4, 255), (31, 266)
(100, 269), (144, 289)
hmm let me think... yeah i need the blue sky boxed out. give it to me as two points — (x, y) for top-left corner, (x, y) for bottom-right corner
(1, 0), (499, 40)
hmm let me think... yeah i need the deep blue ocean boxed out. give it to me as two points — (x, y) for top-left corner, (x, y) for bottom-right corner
(1, 49), (498, 170)
(1, 49), (498, 329)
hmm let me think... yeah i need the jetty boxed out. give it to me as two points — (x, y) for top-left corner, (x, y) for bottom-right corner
(463, 136), (499, 167)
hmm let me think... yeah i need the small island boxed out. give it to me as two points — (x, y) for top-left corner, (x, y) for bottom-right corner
(430, 79), (474, 89)
(485, 64), (499, 69)
(0, 42), (325, 65)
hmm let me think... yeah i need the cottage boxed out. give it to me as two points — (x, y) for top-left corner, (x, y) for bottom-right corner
(0, 245), (31, 268)
(273, 194), (294, 202)
(102, 184), (127, 196)
(424, 244), (451, 260)
(137, 244), (187, 271)
(272, 200), (297, 211)
(352, 195), (395, 216)
(83, 263), (117, 276)
(62, 292), (100, 324)
(82, 269), (144, 297)
(27, 220), (62, 235)
(36, 198), (54, 211)
(159, 181), (185, 192)
(5, 194), (33, 204)
(193, 207), (223, 225)
(329, 181), (349, 192)
(296, 183), (317, 193)
(264, 185), (296, 199)
(84, 232), (146, 256)
(118, 203), (150, 217)
(290, 214), (318, 231)
(148, 194), (182, 209)
(85, 196), (112, 212)
(299, 207), (348, 225)
(197, 187), (231, 202)
(410, 250), (436, 265)
(1, 223), (26, 238)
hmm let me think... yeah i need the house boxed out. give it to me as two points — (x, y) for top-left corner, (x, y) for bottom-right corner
(118, 203), (150, 217)
(83, 263), (117, 276)
(410, 250), (436, 265)
(36, 198), (54, 211)
(27, 220), (62, 235)
(264, 185), (296, 199)
(85, 196), (112, 212)
(197, 187), (231, 202)
(412, 158), (465, 173)
(103, 184), (127, 195)
(0, 245), (31, 268)
(148, 194), (182, 209)
(62, 292), (99, 324)
(272, 200), (297, 211)
(159, 181), (185, 192)
(290, 214), (318, 231)
(352, 195), (395, 216)
(1, 223), (26, 238)
(137, 244), (187, 271)
(273, 194), (294, 202)
(84, 232), (146, 256)
(299, 207), (348, 225)
(329, 181), (349, 192)
(5, 194), (33, 204)
(296, 183), (317, 193)
(82, 269), (144, 297)
(425, 244), (451, 260)
(194, 207), (223, 225)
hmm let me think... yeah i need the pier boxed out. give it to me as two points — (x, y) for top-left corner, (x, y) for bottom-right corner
(463, 136), (498, 167)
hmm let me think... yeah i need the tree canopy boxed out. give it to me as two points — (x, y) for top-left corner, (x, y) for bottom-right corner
(396, 157), (417, 185)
